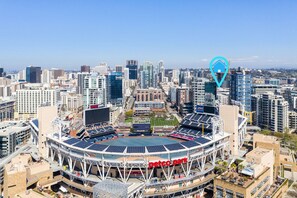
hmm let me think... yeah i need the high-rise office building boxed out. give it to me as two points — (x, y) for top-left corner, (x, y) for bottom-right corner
(0, 68), (4, 77)
(230, 67), (252, 112)
(169, 85), (179, 104)
(126, 60), (138, 80)
(123, 68), (129, 80)
(81, 65), (90, 73)
(176, 87), (191, 107)
(205, 81), (217, 97)
(256, 93), (289, 132)
(140, 61), (155, 88)
(106, 72), (123, 105)
(115, 65), (123, 73)
(204, 81), (217, 107)
(51, 68), (64, 79)
(77, 72), (90, 94)
(26, 66), (41, 83)
(180, 70), (191, 87)
(192, 77), (209, 111)
(83, 73), (106, 109)
(176, 87), (192, 115)
(283, 89), (297, 111)
(41, 69), (52, 84)
(172, 69), (180, 84)
(93, 63), (108, 75)
(158, 60), (165, 83)
(16, 87), (57, 120)
(251, 94), (261, 126)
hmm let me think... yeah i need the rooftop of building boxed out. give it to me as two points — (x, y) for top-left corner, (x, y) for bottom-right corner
(253, 133), (279, 144)
(0, 121), (29, 136)
(0, 99), (15, 104)
(216, 168), (266, 188)
(137, 87), (162, 91)
(280, 153), (295, 163)
(5, 153), (31, 174)
(216, 148), (273, 188)
(15, 189), (46, 198)
(252, 84), (278, 87)
(135, 101), (165, 104)
(5, 153), (51, 175)
(246, 147), (271, 159)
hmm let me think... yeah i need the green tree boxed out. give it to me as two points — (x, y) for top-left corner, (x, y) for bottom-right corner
(125, 110), (133, 117)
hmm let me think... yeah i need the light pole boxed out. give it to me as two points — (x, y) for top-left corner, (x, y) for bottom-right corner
(52, 117), (62, 141)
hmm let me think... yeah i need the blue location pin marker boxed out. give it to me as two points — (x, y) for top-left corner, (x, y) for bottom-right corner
(209, 56), (229, 87)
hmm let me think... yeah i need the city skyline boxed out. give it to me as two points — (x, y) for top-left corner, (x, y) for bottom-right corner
(1, 1), (297, 69)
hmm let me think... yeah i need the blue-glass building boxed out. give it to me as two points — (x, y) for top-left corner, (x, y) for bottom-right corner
(0, 68), (4, 77)
(205, 81), (217, 98)
(230, 67), (252, 112)
(126, 60), (138, 80)
(106, 72), (123, 105)
(26, 66), (41, 83)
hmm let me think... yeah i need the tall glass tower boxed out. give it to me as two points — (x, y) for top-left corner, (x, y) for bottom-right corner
(230, 67), (252, 112)
(126, 60), (138, 80)
(106, 72), (123, 105)
(26, 66), (41, 83)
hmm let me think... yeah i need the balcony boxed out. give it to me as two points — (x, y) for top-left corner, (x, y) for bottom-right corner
(217, 171), (254, 188)
(144, 173), (214, 196)
(263, 177), (288, 198)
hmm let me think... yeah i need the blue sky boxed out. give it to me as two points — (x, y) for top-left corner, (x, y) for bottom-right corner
(0, 0), (297, 70)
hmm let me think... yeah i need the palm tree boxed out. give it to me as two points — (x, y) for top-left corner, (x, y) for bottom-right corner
(231, 163), (237, 170)
(222, 161), (228, 168)
(238, 164), (244, 172)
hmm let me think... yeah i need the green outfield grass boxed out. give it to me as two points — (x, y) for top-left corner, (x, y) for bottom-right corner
(150, 116), (179, 126)
(125, 117), (133, 123)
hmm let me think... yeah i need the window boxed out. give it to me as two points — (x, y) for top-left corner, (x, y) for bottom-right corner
(236, 193), (244, 198)
(226, 189), (234, 198)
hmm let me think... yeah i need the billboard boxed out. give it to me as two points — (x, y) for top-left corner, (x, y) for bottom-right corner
(84, 107), (110, 126)
(133, 123), (151, 133)
(196, 105), (218, 115)
(196, 105), (204, 113)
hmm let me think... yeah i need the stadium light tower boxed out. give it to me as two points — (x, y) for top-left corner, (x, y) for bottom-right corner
(52, 117), (63, 141)
(211, 116), (224, 140)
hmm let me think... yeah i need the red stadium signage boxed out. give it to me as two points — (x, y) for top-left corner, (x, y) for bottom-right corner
(148, 157), (188, 169)
(90, 104), (99, 109)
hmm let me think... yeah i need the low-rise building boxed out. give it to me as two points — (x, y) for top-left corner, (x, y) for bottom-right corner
(253, 133), (281, 178)
(0, 100), (14, 121)
(3, 153), (53, 198)
(280, 148), (297, 182)
(136, 88), (163, 102)
(0, 122), (31, 158)
(134, 101), (165, 109)
(214, 147), (288, 198)
(253, 133), (297, 182)
(61, 92), (83, 112)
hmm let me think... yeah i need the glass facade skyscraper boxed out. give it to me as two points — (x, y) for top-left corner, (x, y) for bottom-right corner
(0, 68), (4, 77)
(106, 72), (123, 105)
(140, 61), (155, 89)
(26, 66), (41, 83)
(126, 60), (138, 80)
(230, 67), (252, 112)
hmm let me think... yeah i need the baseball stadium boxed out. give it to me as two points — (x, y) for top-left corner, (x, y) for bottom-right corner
(46, 110), (247, 197)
